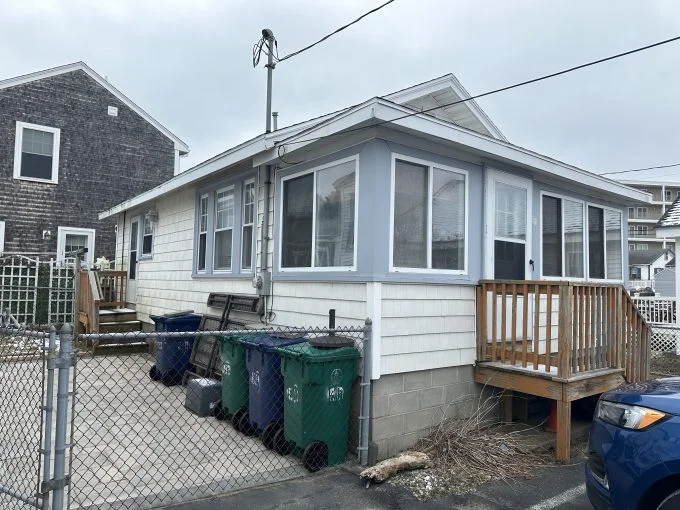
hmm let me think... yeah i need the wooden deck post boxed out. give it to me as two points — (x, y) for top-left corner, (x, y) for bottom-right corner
(556, 398), (571, 463)
(500, 390), (513, 423)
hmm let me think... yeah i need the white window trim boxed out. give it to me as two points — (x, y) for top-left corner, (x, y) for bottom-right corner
(585, 202), (624, 283)
(140, 212), (155, 259)
(241, 178), (256, 271)
(278, 155), (360, 272)
(213, 185), (235, 273)
(13, 121), (61, 184)
(539, 191), (587, 281)
(0, 221), (4, 253)
(637, 207), (647, 218)
(389, 153), (469, 275)
(56, 226), (95, 265)
(196, 194), (209, 274)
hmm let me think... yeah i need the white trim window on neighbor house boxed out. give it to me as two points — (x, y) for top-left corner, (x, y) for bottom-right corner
(14, 121), (61, 184)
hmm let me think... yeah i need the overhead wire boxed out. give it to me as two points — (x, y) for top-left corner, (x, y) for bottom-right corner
(274, 34), (680, 148)
(599, 163), (680, 176)
(275, 0), (397, 63)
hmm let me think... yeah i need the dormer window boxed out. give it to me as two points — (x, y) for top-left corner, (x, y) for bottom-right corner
(13, 122), (61, 184)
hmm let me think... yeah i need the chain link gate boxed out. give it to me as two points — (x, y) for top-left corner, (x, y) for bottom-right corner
(68, 324), (370, 509)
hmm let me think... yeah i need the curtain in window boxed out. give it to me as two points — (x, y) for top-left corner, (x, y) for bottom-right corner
(432, 168), (465, 270)
(605, 210), (622, 280)
(563, 199), (584, 278)
(393, 161), (428, 268)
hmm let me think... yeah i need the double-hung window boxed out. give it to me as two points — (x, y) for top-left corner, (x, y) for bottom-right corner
(142, 213), (154, 257)
(14, 122), (61, 184)
(213, 187), (234, 271)
(194, 177), (255, 276)
(637, 207), (647, 218)
(280, 157), (357, 270)
(391, 156), (467, 273)
(241, 180), (255, 270)
(541, 193), (622, 281)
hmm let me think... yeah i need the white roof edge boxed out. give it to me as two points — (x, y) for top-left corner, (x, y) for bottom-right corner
(656, 226), (680, 238)
(617, 179), (680, 186)
(0, 62), (189, 154)
(384, 73), (508, 142)
(273, 98), (652, 204)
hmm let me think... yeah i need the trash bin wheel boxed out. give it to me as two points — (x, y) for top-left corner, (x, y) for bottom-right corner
(262, 423), (281, 450)
(232, 407), (247, 432)
(149, 365), (160, 381)
(237, 410), (256, 437)
(161, 370), (181, 387)
(302, 441), (328, 472)
(273, 428), (291, 456)
(213, 402), (227, 421)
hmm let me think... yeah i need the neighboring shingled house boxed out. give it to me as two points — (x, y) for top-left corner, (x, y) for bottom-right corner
(0, 62), (188, 264)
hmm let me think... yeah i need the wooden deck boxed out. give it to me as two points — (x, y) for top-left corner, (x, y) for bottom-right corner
(475, 280), (652, 462)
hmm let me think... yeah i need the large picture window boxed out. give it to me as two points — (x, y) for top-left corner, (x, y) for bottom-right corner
(14, 122), (61, 184)
(391, 157), (467, 273)
(281, 158), (357, 270)
(541, 193), (622, 281)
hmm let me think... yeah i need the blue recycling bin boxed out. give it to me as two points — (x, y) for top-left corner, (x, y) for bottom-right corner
(149, 313), (202, 386)
(241, 334), (305, 440)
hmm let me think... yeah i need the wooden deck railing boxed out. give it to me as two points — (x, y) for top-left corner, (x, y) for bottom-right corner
(476, 280), (651, 382)
(97, 270), (127, 308)
(79, 271), (101, 334)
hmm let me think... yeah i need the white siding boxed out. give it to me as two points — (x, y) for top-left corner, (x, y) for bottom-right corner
(380, 284), (476, 375)
(256, 166), (274, 272)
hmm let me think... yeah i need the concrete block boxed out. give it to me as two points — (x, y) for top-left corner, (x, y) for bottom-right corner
(388, 391), (420, 415)
(372, 374), (404, 396)
(371, 395), (389, 419)
(457, 364), (475, 383)
(431, 366), (459, 386)
(386, 431), (421, 457)
(371, 415), (404, 441)
(418, 386), (445, 409)
(404, 408), (439, 434)
(403, 370), (432, 391)
(445, 381), (478, 406)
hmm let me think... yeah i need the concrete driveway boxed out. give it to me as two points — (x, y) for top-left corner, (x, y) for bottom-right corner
(161, 461), (592, 510)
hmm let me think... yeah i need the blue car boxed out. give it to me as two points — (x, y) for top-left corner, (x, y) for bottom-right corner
(586, 378), (680, 510)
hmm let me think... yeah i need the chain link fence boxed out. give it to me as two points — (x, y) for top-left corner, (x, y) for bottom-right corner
(0, 325), (49, 509)
(68, 324), (369, 509)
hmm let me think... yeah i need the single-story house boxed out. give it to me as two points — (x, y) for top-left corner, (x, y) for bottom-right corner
(97, 74), (652, 462)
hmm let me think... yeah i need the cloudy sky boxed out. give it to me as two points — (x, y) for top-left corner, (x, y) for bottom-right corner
(3, 0), (680, 181)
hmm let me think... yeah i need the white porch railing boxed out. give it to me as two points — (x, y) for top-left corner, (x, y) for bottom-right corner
(630, 279), (655, 290)
(632, 296), (675, 325)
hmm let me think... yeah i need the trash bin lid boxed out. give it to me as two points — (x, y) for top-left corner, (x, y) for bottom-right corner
(150, 311), (196, 323)
(240, 334), (306, 351)
(308, 335), (355, 348)
(276, 343), (359, 362)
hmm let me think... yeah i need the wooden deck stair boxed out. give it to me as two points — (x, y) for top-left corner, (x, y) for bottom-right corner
(98, 308), (142, 333)
(475, 280), (652, 463)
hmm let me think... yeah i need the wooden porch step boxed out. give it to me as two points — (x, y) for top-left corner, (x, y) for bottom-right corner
(99, 320), (143, 333)
(99, 308), (138, 324)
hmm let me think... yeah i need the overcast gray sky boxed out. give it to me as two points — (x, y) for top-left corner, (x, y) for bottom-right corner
(3, 0), (680, 181)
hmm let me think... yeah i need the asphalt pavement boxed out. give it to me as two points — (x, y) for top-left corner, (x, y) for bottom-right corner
(161, 460), (592, 510)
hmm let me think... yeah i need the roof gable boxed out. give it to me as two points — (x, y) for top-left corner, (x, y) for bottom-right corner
(384, 74), (507, 142)
(0, 62), (189, 154)
(629, 248), (669, 266)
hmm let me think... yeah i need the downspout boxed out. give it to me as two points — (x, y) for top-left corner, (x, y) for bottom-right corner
(260, 165), (272, 273)
(121, 211), (126, 270)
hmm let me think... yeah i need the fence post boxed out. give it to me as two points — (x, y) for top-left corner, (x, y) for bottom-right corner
(358, 318), (372, 466)
(51, 323), (73, 510)
(40, 326), (58, 510)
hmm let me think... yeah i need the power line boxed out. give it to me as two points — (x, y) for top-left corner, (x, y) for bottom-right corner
(600, 163), (680, 176)
(275, 0), (397, 63)
(275, 34), (680, 148)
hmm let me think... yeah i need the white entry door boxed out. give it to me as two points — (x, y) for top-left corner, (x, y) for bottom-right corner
(484, 169), (533, 280)
(127, 217), (140, 304)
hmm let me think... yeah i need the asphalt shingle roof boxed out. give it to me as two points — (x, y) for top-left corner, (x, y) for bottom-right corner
(629, 248), (669, 266)
(657, 196), (680, 228)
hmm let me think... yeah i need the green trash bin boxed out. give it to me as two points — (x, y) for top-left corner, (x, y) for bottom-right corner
(214, 333), (256, 434)
(276, 342), (359, 472)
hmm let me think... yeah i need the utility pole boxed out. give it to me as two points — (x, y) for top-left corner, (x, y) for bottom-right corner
(262, 28), (275, 133)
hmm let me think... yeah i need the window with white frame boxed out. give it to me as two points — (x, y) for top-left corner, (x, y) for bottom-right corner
(637, 243), (648, 250)
(629, 244), (636, 251)
(587, 206), (622, 280)
(637, 207), (648, 218)
(541, 194), (623, 281)
(281, 158), (357, 269)
(57, 227), (95, 265)
(241, 180), (255, 270)
(391, 157), (467, 272)
(142, 213), (154, 257)
(665, 190), (672, 201)
(14, 122), (61, 183)
(194, 177), (255, 275)
(0, 221), (4, 253)
(213, 188), (234, 271)
(197, 194), (208, 271)
(628, 207), (635, 219)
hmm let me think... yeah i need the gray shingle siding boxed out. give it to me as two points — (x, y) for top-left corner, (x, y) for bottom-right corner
(0, 69), (175, 259)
